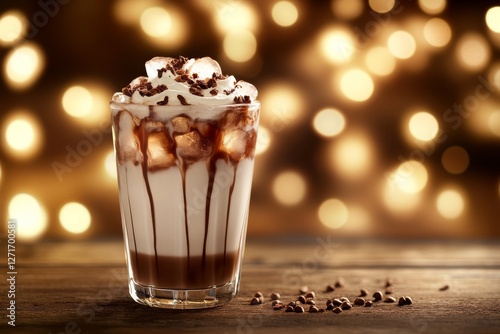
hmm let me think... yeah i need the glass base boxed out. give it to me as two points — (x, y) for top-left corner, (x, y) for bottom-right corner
(128, 278), (239, 309)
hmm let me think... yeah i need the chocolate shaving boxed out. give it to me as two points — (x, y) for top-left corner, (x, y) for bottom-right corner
(234, 95), (251, 104)
(156, 95), (169, 105)
(224, 88), (236, 95)
(177, 95), (190, 105)
(189, 87), (203, 97)
(209, 89), (218, 96)
(192, 73), (199, 79)
(122, 86), (132, 96)
(157, 68), (167, 78)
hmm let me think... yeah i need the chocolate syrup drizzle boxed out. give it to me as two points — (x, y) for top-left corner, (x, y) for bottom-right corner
(114, 106), (257, 287)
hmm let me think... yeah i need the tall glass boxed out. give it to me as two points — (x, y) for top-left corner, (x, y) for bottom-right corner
(110, 101), (260, 309)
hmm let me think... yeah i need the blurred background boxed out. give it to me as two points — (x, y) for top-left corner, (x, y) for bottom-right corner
(0, 0), (499, 242)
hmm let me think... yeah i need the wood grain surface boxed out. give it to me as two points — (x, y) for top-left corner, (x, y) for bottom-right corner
(1, 238), (499, 333)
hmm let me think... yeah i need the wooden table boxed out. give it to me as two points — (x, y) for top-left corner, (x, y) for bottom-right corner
(2, 238), (500, 333)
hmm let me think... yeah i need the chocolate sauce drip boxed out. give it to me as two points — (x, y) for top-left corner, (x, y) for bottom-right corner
(125, 164), (140, 271)
(137, 121), (159, 279)
(224, 163), (238, 265)
(180, 163), (190, 268)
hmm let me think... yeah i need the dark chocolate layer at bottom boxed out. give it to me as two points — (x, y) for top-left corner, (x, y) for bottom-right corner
(129, 251), (239, 289)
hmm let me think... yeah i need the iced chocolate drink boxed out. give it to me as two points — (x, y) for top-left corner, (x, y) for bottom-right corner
(110, 56), (259, 308)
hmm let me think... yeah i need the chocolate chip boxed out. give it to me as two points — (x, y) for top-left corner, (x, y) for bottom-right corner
(340, 297), (350, 303)
(177, 95), (190, 105)
(404, 296), (413, 305)
(309, 305), (319, 313)
(189, 86), (203, 97)
(273, 304), (284, 310)
(156, 95), (169, 106)
(272, 300), (281, 306)
(340, 301), (352, 310)
(271, 293), (280, 301)
(332, 307), (343, 314)
(192, 73), (199, 79)
(385, 288), (393, 295)
(439, 285), (449, 291)
(287, 301), (296, 307)
(364, 301), (374, 307)
(294, 305), (304, 313)
(334, 278), (345, 288)
(325, 284), (335, 292)
(285, 306), (294, 312)
(254, 292), (263, 298)
(318, 308), (325, 313)
(305, 291), (316, 299)
(373, 291), (383, 302)
(299, 286), (309, 294)
(306, 299), (316, 305)
(250, 297), (261, 305)
(398, 296), (407, 306)
(385, 279), (393, 288)
(384, 297), (397, 303)
(326, 304), (334, 310)
(326, 299), (333, 306)
(359, 289), (368, 297)
(298, 295), (306, 304)
(354, 297), (365, 306)
(332, 299), (343, 307)
(209, 89), (218, 96)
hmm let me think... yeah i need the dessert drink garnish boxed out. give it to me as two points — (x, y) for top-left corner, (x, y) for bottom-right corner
(111, 56), (259, 289)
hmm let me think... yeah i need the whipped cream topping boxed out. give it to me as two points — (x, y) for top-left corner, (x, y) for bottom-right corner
(112, 56), (258, 106)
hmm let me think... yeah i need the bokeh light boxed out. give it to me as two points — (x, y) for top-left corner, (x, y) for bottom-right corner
(408, 111), (439, 141)
(2, 111), (43, 160)
(331, 0), (364, 20)
(418, 0), (447, 15)
(272, 1), (298, 27)
(318, 198), (348, 229)
(330, 131), (374, 180)
(488, 63), (500, 91)
(383, 178), (421, 214)
(485, 6), (500, 33)
(365, 47), (396, 76)
(138, 5), (187, 48)
(59, 202), (92, 234)
(223, 30), (257, 62)
(272, 171), (307, 206)
(214, 1), (258, 34)
(255, 126), (272, 155)
(441, 146), (470, 175)
(260, 83), (304, 129)
(436, 189), (465, 219)
(8, 193), (48, 241)
(339, 69), (374, 102)
(392, 161), (429, 194)
(319, 27), (356, 64)
(61, 83), (111, 125)
(0, 10), (26, 46)
(423, 18), (452, 48)
(488, 111), (500, 137)
(312, 108), (346, 138)
(104, 151), (117, 179)
(455, 33), (490, 72)
(387, 31), (417, 59)
(369, 0), (395, 14)
(62, 86), (93, 118)
(140, 7), (172, 38)
(4, 43), (45, 90)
